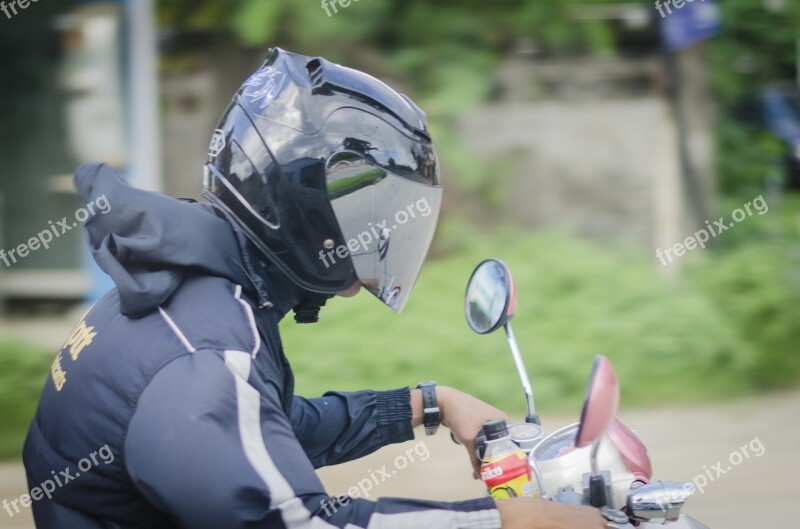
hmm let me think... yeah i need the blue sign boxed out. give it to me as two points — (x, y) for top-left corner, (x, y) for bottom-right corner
(657, 0), (721, 52)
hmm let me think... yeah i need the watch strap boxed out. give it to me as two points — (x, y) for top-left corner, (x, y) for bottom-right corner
(416, 382), (440, 436)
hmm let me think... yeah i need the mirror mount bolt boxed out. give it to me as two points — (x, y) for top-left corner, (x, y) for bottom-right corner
(524, 414), (541, 425)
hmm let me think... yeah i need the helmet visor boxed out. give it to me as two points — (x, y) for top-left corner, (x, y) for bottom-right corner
(328, 166), (442, 312)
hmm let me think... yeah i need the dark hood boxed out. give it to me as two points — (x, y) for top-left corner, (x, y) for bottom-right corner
(74, 163), (319, 319)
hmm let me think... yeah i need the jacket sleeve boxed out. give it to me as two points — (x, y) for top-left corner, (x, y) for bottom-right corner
(291, 388), (415, 468)
(124, 349), (502, 529)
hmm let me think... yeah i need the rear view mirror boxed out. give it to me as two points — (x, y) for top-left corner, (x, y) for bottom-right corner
(575, 355), (620, 449)
(464, 258), (516, 334)
(575, 355), (621, 507)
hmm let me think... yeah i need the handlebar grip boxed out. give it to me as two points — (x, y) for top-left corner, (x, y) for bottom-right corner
(451, 426), (489, 459)
(474, 430), (487, 460)
(450, 428), (487, 459)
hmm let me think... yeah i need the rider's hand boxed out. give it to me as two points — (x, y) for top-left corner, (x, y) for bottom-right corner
(436, 386), (511, 478)
(497, 498), (607, 529)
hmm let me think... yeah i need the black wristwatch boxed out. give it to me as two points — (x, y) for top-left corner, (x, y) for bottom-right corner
(416, 381), (440, 436)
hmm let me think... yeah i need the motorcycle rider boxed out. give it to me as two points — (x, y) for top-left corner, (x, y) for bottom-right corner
(23, 48), (605, 529)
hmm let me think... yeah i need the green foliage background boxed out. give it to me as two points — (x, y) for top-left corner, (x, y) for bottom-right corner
(281, 211), (799, 415)
(3, 0), (800, 459)
(0, 342), (50, 459)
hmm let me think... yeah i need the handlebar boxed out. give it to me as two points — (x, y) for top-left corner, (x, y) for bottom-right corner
(449, 427), (488, 460)
(552, 488), (633, 528)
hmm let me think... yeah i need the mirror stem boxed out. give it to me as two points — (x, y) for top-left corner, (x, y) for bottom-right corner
(503, 322), (538, 424)
(590, 439), (601, 476)
(588, 439), (608, 507)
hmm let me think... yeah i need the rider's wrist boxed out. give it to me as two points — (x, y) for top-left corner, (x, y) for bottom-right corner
(415, 381), (441, 435)
(436, 386), (453, 427)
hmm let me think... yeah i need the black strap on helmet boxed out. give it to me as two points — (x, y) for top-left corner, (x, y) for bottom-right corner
(293, 292), (332, 324)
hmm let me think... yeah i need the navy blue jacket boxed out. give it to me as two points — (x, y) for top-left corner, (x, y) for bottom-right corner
(22, 164), (500, 529)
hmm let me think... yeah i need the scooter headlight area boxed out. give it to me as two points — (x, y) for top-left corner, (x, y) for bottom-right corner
(531, 424), (640, 510)
(464, 258), (711, 528)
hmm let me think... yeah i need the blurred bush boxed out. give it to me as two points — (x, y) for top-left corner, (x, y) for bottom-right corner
(0, 341), (50, 459)
(710, 0), (800, 194)
(688, 194), (800, 388)
(690, 241), (800, 388)
(716, 116), (785, 195)
(283, 223), (798, 415)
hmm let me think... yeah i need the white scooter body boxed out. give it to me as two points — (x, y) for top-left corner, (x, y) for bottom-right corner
(531, 424), (636, 509)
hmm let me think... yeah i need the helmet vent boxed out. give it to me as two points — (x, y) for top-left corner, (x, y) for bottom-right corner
(306, 59), (324, 87)
(412, 128), (431, 142)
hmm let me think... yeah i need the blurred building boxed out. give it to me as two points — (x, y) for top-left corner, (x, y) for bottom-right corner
(0, 0), (720, 310)
(0, 0), (161, 308)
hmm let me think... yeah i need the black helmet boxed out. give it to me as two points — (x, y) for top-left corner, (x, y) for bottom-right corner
(203, 48), (442, 312)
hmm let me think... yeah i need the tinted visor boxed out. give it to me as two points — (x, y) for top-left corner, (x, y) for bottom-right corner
(328, 158), (442, 312)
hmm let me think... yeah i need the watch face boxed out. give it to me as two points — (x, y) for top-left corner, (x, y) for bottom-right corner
(418, 381), (436, 388)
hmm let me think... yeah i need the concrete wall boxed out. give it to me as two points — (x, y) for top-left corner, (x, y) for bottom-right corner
(161, 50), (261, 200)
(456, 48), (720, 256)
(458, 99), (683, 251)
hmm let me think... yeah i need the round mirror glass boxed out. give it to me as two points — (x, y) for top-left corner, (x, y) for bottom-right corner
(465, 258), (515, 334)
